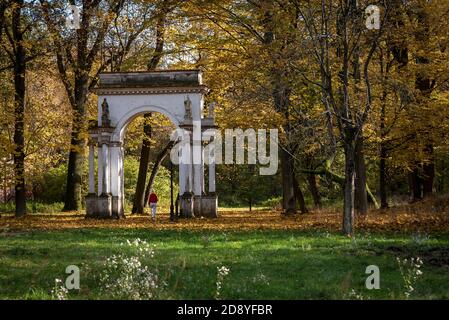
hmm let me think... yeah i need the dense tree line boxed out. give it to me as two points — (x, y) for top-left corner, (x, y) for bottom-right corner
(1, 0), (448, 235)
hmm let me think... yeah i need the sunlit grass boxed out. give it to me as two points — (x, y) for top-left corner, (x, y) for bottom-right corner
(0, 228), (448, 299)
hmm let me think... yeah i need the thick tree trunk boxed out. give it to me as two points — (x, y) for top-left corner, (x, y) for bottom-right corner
(280, 148), (296, 215)
(343, 141), (356, 236)
(261, 4), (295, 215)
(307, 174), (321, 208)
(292, 174), (308, 214)
(144, 140), (175, 206)
(12, 0), (26, 217)
(354, 135), (368, 214)
(132, 113), (152, 214)
(63, 73), (88, 211)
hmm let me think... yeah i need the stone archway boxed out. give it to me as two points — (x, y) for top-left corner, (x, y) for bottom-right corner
(85, 70), (218, 219)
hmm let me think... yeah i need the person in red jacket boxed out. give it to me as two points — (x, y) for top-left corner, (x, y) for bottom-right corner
(148, 190), (158, 220)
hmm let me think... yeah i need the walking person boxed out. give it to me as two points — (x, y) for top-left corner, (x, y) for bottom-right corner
(148, 190), (158, 221)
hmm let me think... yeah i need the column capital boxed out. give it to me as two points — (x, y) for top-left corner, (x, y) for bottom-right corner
(109, 141), (123, 147)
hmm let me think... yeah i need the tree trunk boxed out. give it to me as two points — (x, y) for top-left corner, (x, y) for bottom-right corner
(144, 140), (175, 206)
(12, 0), (27, 217)
(132, 113), (152, 214)
(354, 135), (368, 214)
(343, 141), (356, 236)
(414, 5), (433, 199)
(133, 8), (166, 214)
(261, 4), (296, 215)
(379, 153), (388, 208)
(379, 100), (388, 208)
(292, 174), (308, 214)
(63, 120), (85, 211)
(63, 71), (89, 211)
(306, 174), (321, 208)
(422, 144), (434, 197)
(409, 168), (422, 202)
(280, 148), (296, 215)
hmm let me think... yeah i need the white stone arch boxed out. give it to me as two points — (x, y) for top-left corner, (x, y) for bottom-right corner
(113, 104), (180, 142)
(85, 70), (218, 219)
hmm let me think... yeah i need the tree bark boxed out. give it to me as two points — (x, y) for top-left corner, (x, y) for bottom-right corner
(261, 3), (296, 215)
(133, 7), (166, 214)
(63, 75), (88, 211)
(379, 96), (388, 208)
(132, 113), (152, 214)
(11, 0), (27, 217)
(306, 174), (321, 208)
(292, 174), (308, 214)
(354, 135), (368, 214)
(409, 168), (422, 202)
(343, 141), (356, 235)
(280, 147), (296, 215)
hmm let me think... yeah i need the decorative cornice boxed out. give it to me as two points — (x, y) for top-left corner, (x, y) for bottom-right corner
(91, 85), (209, 96)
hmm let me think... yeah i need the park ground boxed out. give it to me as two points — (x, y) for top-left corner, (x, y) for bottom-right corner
(1, 204), (449, 300)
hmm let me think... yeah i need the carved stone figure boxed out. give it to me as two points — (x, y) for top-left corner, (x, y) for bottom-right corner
(184, 96), (192, 120)
(101, 98), (111, 127)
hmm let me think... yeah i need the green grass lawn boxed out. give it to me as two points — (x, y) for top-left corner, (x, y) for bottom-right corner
(0, 228), (448, 299)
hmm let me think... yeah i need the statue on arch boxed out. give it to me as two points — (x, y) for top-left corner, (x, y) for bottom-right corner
(101, 98), (111, 127)
(184, 96), (192, 120)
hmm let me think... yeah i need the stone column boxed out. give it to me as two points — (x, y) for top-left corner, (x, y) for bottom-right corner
(192, 121), (202, 196)
(209, 139), (216, 193)
(179, 162), (186, 195)
(97, 143), (103, 195)
(177, 129), (193, 195)
(88, 142), (95, 194)
(120, 146), (125, 200)
(201, 144), (205, 193)
(179, 129), (194, 217)
(109, 143), (120, 196)
(97, 141), (112, 218)
(102, 143), (110, 194)
(85, 139), (98, 218)
(201, 137), (217, 218)
(109, 142), (123, 218)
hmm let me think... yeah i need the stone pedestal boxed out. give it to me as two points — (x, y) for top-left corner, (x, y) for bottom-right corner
(85, 194), (124, 219)
(85, 194), (97, 218)
(180, 192), (194, 217)
(112, 196), (125, 219)
(193, 195), (202, 216)
(201, 194), (218, 218)
(97, 193), (112, 218)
